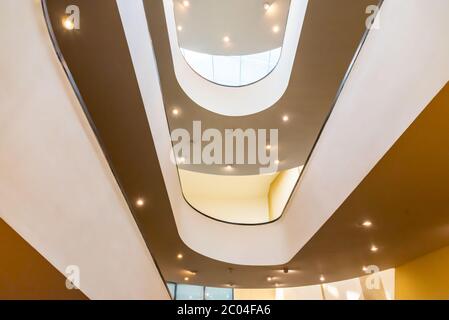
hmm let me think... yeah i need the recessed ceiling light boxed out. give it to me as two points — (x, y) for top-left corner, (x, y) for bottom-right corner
(263, 2), (272, 11)
(182, 0), (190, 7)
(177, 25), (183, 31)
(136, 198), (144, 207)
(177, 253), (183, 259)
(320, 275), (325, 282)
(184, 277), (189, 281)
(225, 165), (233, 171)
(172, 108), (179, 116)
(274, 283), (280, 287)
(274, 159), (280, 165)
(282, 115), (289, 122)
(370, 245), (378, 252)
(62, 18), (75, 30)
(188, 270), (198, 275)
(267, 276), (273, 282)
(362, 220), (372, 227)
(266, 145), (271, 150)
(272, 25), (280, 33)
(223, 36), (230, 43)
(362, 266), (368, 272)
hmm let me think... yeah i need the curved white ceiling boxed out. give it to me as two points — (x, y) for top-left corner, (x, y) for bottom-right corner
(0, 0), (169, 299)
(162, 0), (308, 116)
(119, 0), (449, 266)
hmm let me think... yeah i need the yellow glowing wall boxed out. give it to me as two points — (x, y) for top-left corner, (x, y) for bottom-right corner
(395, 245), (449, 299)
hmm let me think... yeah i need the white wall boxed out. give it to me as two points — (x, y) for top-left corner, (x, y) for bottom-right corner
(0, 0), (169, 300)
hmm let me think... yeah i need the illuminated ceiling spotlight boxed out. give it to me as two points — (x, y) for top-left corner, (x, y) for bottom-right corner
(172, 108), (180, 116)
(274, 159), (280, 165)
(362, 220), (372, 228)
(266, 144), (272, 150)
(188, 270), (198, 275)
(263, 2), (272, 11)
(362, 266), (368, 272)
(370, 245), (378, 252)
(135, 198), (145, 207)
(272, 25), (280, 33)
(319, 275), (325, 282)
(62, 17), (75, 30)
(223, 36), (231, 44)
(282, 115), (289, 122)
(274, 283), (281, 287)
(184, 277), (189, 281)
(225, 165), (233, 171)
(177, 25), (183, 31)
(266, 276), (273, 282)
(182, 0), (190, 8)
(177, 253), (183, 259)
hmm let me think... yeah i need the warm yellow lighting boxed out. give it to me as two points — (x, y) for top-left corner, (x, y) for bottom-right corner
(370, 245), (378, 252)
(272, 25), (280, 33)
(282, 115), (289, 122)
(172, 108), (180, 116)
(177, 253), (183, 259)
(184, 277), (189, 281)
(177, 25), (183, 31)
(267, 276), (273, 282)
(362, 266), (368, 272)
(274, 283), (280, 287)
(320, 275), (325, 282)
(182, 0), (190, 7)
(274, 159), (280, 165)
(362, 220), (372, 227)
(223, 36), (231, 43)
(266, 145), (272, 150)
(225, 165), (233, 170)
(62, 18), (75, 30)
(136, 198), (144, 207)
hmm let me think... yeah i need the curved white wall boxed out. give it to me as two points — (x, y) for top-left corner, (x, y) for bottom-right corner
(0, 0), (169, 299)
(119, 0), (449, 266)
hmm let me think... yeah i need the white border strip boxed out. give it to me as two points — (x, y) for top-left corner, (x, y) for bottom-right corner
(118, 0), (449, 266)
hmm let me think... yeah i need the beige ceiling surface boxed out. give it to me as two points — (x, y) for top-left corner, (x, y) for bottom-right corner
(179, 169), (277, 223)
(44, 0), (449, 288)
(173, 0), (291, 55)
(147, 0), (377, 175)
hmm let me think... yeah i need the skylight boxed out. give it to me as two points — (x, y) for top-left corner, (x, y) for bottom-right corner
(180, 47), (281, 86)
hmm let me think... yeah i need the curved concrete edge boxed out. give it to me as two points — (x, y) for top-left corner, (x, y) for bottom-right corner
(0, 0), (170, 299)
(162, 0), (308, 116)
(118, 0), (449, 266)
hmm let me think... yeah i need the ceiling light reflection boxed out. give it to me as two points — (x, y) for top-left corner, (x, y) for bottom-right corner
(62, 18), (75, 30)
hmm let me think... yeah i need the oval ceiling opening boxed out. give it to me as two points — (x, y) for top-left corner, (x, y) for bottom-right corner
(173, 0), (291, 87)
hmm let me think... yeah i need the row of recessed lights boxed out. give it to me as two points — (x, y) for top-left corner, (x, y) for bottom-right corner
(172, 107), (286, 169)
(318, 220), (376, 283)
(136, 189), (377, 285)
(176, 1), (281, 42)
(172, 107), (289, 123)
